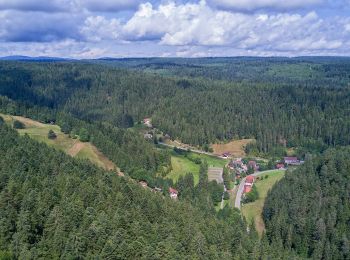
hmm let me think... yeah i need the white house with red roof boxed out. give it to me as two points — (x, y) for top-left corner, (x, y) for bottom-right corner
(169, 187), (178, 199)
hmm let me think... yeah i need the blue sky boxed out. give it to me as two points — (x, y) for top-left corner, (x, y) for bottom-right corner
(0, 0), (349, 58)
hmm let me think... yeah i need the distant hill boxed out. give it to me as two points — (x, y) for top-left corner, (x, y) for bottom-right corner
(0, 55), (73, 61)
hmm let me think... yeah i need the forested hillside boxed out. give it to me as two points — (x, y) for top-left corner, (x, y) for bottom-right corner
(1, 59), (349, 156)
(0, 118), (297, 259)
(263, 147), (350, 259)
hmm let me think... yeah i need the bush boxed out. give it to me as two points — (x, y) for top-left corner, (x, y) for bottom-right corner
(61, 122), (72, 134)
(223, 191), (230, 200)
(48, 129), (57, 140)
(0, 116), (4, 125)
(13, 120), (25, 129)
(79, 128), (90, 142)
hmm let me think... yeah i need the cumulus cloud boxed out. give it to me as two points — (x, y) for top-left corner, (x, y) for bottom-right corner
(0, 0), (350, 57)
(207, 0), (323, 11)
(122, 1), (350, 54)
(80, 16), (121, 41)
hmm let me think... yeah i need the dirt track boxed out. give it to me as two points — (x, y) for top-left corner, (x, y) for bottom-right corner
(67, 142), (85, 157)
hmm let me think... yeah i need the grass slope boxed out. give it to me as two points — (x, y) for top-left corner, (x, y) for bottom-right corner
(0, 113), (116, 171)
(161, 147), (228, 185)
(241, 170), (286, 236)
(167, 155), (200, 185)
(211, 139), (254, 157)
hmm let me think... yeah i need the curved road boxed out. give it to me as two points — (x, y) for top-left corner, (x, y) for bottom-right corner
(234, 169), (286, 209)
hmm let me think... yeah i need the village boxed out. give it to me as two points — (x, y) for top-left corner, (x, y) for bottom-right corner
(140, 117), (304, 205)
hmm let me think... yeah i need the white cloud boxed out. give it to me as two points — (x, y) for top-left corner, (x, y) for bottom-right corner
(81, 16), (121, 42)
(0, 0), (350, 58)
(122, 1), (350, 54)
(207, 0), (324, 11)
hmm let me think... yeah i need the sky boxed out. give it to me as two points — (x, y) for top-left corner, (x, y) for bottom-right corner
(0, 0), (349, 58)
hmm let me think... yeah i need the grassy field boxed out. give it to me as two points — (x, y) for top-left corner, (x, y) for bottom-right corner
(211, 139), (254, 157)
(241, 170), (286, 236)
(160, 146), (228, 185)
(167, 154), (201, 185)
(188, 152), (228, 168)
(0, 113), (116, 171)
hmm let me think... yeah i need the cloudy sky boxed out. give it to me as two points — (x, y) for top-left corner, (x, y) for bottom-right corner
(0, 0), (349, 58)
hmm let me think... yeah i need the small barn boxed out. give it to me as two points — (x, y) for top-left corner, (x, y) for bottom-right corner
(169, 187), (178, 199)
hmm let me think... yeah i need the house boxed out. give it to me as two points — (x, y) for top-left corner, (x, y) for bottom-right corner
(284, 157), (301, 165)
(169, 187), (178, 199)
(243, 175), (255, 194)
(143, 118), (152, 128)
(154, 187), (162, 192)
(222, 152), (231, 158)
(144, 133), (153, 140)
(244, 185), (252, 193)
(247, 161), (259, 172)
(246, 175), (255, 184)
(276, 163), (285, 169)
(139, 181), (148, 188)
(208, 167), (224, 184)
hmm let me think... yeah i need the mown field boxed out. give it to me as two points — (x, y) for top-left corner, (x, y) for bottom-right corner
(241, 170), (286, 236)
(159, 146), (228, 185)
(211, 139), (254, 157)
(0, 113), (116, 171)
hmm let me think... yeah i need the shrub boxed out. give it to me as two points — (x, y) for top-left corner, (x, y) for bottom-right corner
(13, 120), (25, 129)
(48, 130), (57, 140)
(79, 128), (90, 142)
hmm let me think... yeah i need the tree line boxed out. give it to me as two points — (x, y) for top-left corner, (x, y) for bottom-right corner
(1, 60), (349, 156)
(263, 147), (350, 259)
(0, 117), (298, 259)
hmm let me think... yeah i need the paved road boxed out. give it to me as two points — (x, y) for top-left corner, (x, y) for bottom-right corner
(158, 142), (227, 159)
(234, 169), (286, 209)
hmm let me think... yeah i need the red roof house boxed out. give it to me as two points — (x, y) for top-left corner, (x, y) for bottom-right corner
(169, 187), (178, 199)
(276, 163), (285, 169)
(246, 175), (255, 184)
(244, 185), (252, 193)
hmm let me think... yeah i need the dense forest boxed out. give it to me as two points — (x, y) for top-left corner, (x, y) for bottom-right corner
(263, 147), (350, 259)
(0, 117), (298, 259)
(1, 59), (350, 156)
(1, 58), (350, 258)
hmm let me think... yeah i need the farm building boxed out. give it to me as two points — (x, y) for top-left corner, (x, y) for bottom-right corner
(221, 152), (231, 158)
(246, 175), (255, 184)
(169, 187), (178, 199)
(139, 181), (148, 188)
(244, 185), (252, 193)
(276, 163), (285, 169)
(143, 118), (152, 128)
(243, 175), (255, 194)
(284, 157), (302, 165)
(208, 167), (224, 184)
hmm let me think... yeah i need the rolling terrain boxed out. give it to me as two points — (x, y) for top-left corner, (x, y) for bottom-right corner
(0, 113), (116, 171)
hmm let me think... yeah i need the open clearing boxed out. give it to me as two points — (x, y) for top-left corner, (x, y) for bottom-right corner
(160, 146), (228, 185)
(0, 113), (116, 171)
(241, 170), (286, 236)
(211, 139), (254, 157)
(167, 155), (200, 185)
